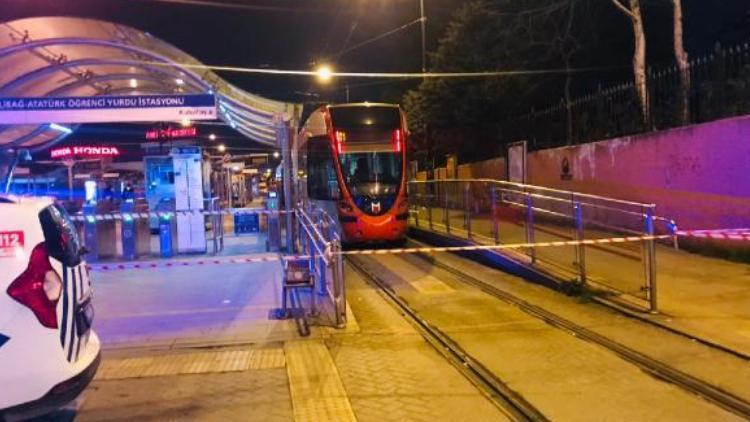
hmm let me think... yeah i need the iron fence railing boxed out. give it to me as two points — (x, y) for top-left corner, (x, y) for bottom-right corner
(409, 179), (677, 312)
(502, 41), (750, 149)
(296, 203), (346, 328)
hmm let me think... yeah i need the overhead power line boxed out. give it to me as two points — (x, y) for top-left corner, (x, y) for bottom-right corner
(126, 0), (336, 14)
(138, 59), (624, 79)
(331, 17), (424, 60)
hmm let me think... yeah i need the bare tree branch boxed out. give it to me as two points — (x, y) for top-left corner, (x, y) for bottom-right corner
(609, 0), (635, 18)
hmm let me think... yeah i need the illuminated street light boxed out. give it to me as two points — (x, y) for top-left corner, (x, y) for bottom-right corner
(217, 144), (226, 153)
(209, 133), (217, 141)
(273, 151), (280, 159)
(316, 64), (333, 84)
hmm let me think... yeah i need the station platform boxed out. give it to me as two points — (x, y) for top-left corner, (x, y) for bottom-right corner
(73, 251), (509, 421)
(411, 208), (750, 357)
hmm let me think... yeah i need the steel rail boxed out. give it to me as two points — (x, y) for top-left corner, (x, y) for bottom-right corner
(347, 255), (549, 422)
(408, 246), (750, 419)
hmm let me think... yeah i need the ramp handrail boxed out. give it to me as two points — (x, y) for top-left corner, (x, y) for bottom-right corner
(408, 178), (671, 313)
(294, 202), (346, 328)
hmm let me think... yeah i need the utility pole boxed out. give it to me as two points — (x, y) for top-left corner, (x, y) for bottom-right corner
(420, 0), (427, 74)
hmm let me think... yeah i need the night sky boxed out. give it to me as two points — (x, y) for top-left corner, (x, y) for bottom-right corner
(1, 0), (748, 156)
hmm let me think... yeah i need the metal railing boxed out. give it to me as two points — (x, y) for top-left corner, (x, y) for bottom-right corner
(409, 179), (676, 312)
(295, 203), (347, 328)
(499, 40), (750, 149)
(63, 201), (280, 260)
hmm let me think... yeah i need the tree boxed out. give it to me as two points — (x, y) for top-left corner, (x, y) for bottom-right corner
(404, 0), (592, 163)
(672, 0), (690, 124)
(609, 0), (649, 125)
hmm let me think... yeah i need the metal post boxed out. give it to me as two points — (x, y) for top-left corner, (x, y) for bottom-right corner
(644, 206), (658, 313)
(428, 186), (433, 230)
(525, 194), (536, 263)
(332, 239), (346, 327)
(420, 0), (427, 75)
(414, 191), (420, 227)
(211, 199), (219, 255)
(573, 198), (586, 284)
(277, 119), (295, 253)
(491, 187), (499, 244)
(464, 183), (472, 240)
(444, 182), (450, 233)
(67, 164), (74, 202)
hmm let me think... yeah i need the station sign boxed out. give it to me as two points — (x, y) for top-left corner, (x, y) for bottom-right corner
(0, 94), (216, 124)
(145, 126), (198, 140)
(50, 145), (121, 159)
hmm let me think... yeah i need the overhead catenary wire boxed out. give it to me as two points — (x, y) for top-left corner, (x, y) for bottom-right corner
(134, 59), (624, 79)
(331, 17), (424, 60)
(124, 0), (336, 13)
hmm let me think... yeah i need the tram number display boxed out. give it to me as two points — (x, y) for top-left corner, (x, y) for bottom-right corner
(0, 231), (24, 256)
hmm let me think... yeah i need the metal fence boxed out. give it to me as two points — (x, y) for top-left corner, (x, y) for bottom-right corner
(295, 203), (346, 328)
(409, 179), (677, 312)
(502, 41), (750, 149)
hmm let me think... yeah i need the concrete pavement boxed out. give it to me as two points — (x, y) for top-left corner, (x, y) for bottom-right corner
(412, 205), (750, 356)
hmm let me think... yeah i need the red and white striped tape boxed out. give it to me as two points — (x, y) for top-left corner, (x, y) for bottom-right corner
(87, 254), (312, 272)
(338, 234), (672, 256)
(70, 208), (290, 222)
(86, 234), (667, 272)
(85, 228), (750, 272)
(676, 229), (750, 241)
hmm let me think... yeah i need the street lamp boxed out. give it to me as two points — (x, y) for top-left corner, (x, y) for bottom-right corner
(273, 151), (280, 159)
(217, 144), (226, 153)
(315, 64), (333, 84)
(209, 133), (217, 141)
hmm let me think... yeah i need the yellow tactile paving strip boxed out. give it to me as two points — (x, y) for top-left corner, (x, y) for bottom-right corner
(285, 340), (357, 422)
(96, 348), (285, 380)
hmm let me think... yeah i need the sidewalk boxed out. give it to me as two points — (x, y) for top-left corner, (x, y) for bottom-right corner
(412, 206), (750, 356)
(70, 249), (508, 421)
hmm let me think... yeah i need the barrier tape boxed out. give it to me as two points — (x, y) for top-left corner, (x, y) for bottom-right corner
(85, 228), (750, 272)
(87, 254), (313, 272)
(339, 234), (673, 256)
(86, 234), (667, 272)
(676, 229), (750, 241)
(70, 208), (290, 222)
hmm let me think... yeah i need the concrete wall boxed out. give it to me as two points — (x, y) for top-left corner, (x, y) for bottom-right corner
(430, 114), (750, 230)
(526, 115), (750, 230)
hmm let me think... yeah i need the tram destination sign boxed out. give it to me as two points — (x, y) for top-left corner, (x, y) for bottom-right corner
(0, 94), (216, 124)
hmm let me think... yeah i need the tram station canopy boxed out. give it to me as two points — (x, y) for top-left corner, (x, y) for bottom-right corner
(0, 16), (298, 151)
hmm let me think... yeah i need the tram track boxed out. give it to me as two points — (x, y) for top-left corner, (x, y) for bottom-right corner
(402, 242), (750, 420)
(346, 255), (549, 422)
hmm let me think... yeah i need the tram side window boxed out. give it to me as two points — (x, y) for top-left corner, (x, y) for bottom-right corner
(307, 137), (336, 200)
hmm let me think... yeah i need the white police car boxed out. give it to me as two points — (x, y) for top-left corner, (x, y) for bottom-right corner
(0, 195), (100, 420)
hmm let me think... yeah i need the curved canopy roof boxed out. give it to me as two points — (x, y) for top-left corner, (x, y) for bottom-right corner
(0, 16), (299, 151)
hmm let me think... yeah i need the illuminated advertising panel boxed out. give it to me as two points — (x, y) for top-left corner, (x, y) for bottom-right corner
(50, 145), (121, 159)
(145, 126), (198, 140)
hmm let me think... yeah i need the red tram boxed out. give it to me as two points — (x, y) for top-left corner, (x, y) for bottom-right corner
(294, 103), (408, 244)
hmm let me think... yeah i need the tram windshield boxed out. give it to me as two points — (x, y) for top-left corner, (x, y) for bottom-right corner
(330, 106), (404, 197)
(330, 105), (404, 214)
